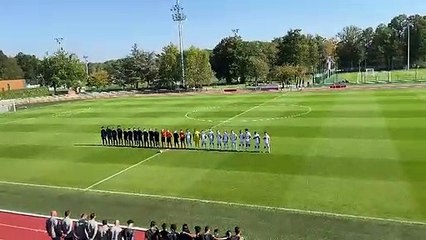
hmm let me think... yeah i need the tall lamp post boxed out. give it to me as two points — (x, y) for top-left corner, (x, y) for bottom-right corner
(407, 23), (413, 71)
(171, 0), (187, 88)
(83, 55), (89, 76)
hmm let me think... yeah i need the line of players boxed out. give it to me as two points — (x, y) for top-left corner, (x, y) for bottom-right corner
(100, 127), (271, 153)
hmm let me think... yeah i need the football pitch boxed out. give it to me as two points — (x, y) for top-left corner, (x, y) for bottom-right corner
(0, 88), (426, 239)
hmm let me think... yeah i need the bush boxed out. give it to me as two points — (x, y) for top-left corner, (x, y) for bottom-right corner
(0, 87), (50, 100)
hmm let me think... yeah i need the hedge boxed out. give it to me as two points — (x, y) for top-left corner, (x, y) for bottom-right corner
(0, 87), (50, 100)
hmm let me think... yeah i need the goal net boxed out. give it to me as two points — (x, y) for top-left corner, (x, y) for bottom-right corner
(0, 100), (16, 114)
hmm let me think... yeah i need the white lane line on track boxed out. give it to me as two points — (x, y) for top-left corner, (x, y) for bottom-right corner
(210, 94), (284, 128)
(0, 223), (45, 233)
(84, 152), (163, 190)
(0, 180), (425, 226)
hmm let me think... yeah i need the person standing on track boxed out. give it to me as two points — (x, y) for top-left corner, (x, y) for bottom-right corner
(216, 130), (223, 150)
(253, 131), (261, 152)
(186, 129), (193, 148)
(161, 129), (167, 148)
(61, 210), (73, 240)
(133, 128), (139, 147)
(137, 128), (143, 147)
(110, 220), (122, 240)
(86, 213), (98, 240)
(149, 128), (155, 147)
(46, 210), (61, 240)
(121, 220), (136, 240)
(106, 127), (113, 145)
(74, 213), (88, 240)
(208, 129), (215, 149)
(244, 129), (252, 151)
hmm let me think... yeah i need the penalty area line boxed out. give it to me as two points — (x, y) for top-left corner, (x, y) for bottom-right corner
(0, 180), (425, 226)
(84, 152), (164, 190)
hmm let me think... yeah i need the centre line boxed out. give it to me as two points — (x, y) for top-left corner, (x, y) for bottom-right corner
(211, 94), (283, 128)
(84, 152), (163, 190)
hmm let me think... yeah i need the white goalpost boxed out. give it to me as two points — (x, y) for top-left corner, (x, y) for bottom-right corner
(0, 100), (17, 114)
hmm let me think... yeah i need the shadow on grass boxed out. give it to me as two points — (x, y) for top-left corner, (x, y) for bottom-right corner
(74, 143), (266, 154)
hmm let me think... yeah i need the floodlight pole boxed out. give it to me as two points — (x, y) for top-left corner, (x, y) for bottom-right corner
(407, 23), (411, 71)
(171, 0), (187, 88)
(54, 37), (64, 51)
(83, 55), (89, 76)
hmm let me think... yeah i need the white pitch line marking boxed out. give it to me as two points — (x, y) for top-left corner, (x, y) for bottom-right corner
(211, 94), (283, 128)
(0, 223), (45, 233)
(84, 152), (163, 190)
(0, 180), (425, 226)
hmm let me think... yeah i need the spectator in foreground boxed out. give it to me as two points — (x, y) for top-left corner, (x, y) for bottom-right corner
(61, 210), (73, 240)
(180, 224), (192, 240)
(159, 223), (169, 240)
(122, 219), (135, 240)
(74, 213), (88, 240)
(98, 219), (111, 240)
(167, 224), (179, 240)
(230, 227), (243, 240)
(202, 226), (213, 240)
(46, 210), (61, 240)
(194, 226), (202, 240)
(145, 220), (160, 240)
(87, 213), (98, 240)
(110, 220), (122, 240)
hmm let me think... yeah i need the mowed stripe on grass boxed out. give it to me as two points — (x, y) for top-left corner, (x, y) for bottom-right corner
(0, 89), (426, 239)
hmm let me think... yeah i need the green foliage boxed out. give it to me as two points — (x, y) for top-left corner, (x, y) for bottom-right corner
(158, 44), (180, 89)
(39, 51), (86, 93)
(15, 52), (41, 84)
(88, 70), (110, 89)
(185, 46), (213, 88)
(0, 51), (24, 80)
(0, 87), (49, 100)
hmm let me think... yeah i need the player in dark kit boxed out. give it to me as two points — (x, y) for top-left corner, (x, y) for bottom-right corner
(148, 129), (154, 147)
(112, 128), (118, 146)
(106, 127), (113, 145)
(101, 127), (107, 146)
(143, 129), (149, 147)
(117, 126), (123, 146)
(137, 128), (143, 147)
(123, 129), (128, 146)
(173, 130), (179, 148)
(154, 129), (160, 147)
(127, 128), (133, 146)
(133, 128), (138, 146)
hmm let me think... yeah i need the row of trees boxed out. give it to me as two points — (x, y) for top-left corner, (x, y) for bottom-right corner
(1, 14), (425, 91)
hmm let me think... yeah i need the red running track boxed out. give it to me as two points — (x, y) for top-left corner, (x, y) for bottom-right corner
(0, 211), (145, 240)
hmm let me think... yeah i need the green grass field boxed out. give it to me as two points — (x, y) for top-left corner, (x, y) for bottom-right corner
(1, 89), (426, 239)
(338, 69), (426, 84)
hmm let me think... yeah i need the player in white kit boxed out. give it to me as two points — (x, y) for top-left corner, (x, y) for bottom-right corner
(201, 130), (208, 149)
(230, 130), (238, 151)
(263, 132), (271, 153)
(223, 131), (229, 150)
(239, 130), (245, 151)
(216, 130), (223, 150)
(208, 129), (215, 149)
(245, 129), (252, 151)
(186, 129), (192, 148)
(253, 131), (261, 152)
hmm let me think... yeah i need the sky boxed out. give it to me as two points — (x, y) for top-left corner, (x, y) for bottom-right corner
(1, 0), (425, 62)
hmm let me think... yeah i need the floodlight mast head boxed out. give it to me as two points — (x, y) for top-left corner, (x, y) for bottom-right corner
(171, 0), (187, 88)
(54, 37), (64, 51)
